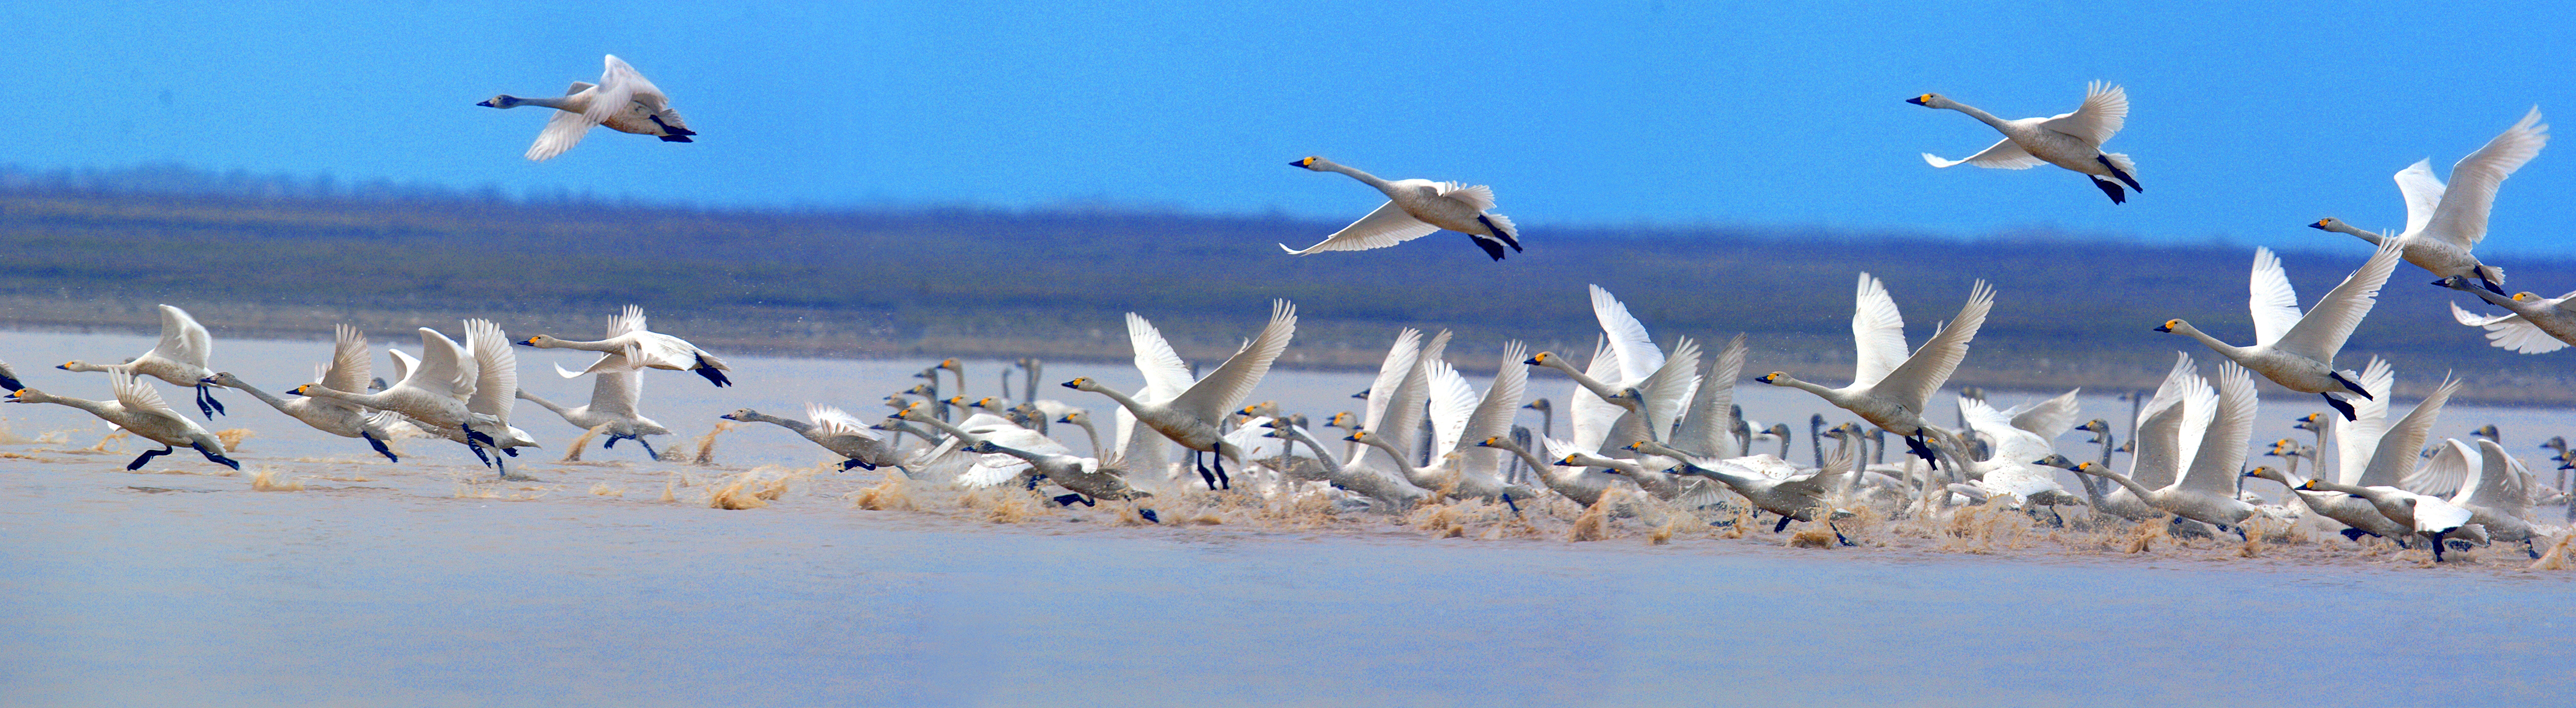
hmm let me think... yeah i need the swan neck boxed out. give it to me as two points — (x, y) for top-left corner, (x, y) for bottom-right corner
(519, 392), (570, 416)
(2087, 467), (2157, 498)
(512, 96), (575, 111)
(2174, 325), (2248, 359)
(1357, 435), (1418, 476)
(1944, 100), (2015, 131)
(1320, 161), (1400, 193)
(1776, 375), (1837, 400)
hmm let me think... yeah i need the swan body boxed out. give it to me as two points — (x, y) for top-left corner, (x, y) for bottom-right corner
(1910, 81), (2141, 203)
(2307, 107), (2547, 293)
(479, 55), (695, 161)
(204, 324), (400, 462)
(520, 305), (733, 387)
(1066, 300), (1296, 490)
(961, 440), (1150, 508)
(2444, 276), (2576, 354)
(1284, 156), (1522, 260)
(59, 304), (228, 420)
(521, 357), (669, 458)
(1760, 275), (1995, 469)
(1525, 285), (1701, 454)
(7, 371), (238, 471)
(1477, 435), (1621, 507)
(723, 405), (904, 471)
(1955, 395), (2080, 506)
(2159, 238), (2405, 420)
(293, 327), (482, 442)
(1643, 440), (1856, 542)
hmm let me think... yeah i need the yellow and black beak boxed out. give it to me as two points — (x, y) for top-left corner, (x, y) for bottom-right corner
(1290, 156), (1317, 168)
(1906, 94), (1933, 106)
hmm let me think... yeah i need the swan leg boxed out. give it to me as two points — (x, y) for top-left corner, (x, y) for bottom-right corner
(1476, 214), (1523, 252)
(2048, 506), (2066, 528)
(1771, 515), (1794, 534)
(1213, 452), (1231, 489)
(647, 114), (697, 137)
(2527, 539), (2541, 559)
(692, 357), (731, 387)
(1024, 474), (1046, 491)
(1464, 233), (1508, 261)
(1052, 493), (1085, 507)
(1193, 450), (1219, 490)
(126, 446), (173, 471)
(2088, 176), (2127, 204)
(635, 437), (660, 461)
(1829, 521), (1853, 546)
(602, 435), (620, 448)
(1902, 435), (1941, 470)
(2095, 155), (2142, 193)
(2427, 531), (2449, 562)
(193, 442), (241, 471)
(466, 440), (492, 467)
(461, 423), (496, 448)
(839, 458), (877, 471)
(502, 446), (518, 457)
(2322, 393), (2358, 422)
(2339, 528), (2371, 543)
(362, 432), (398, 463)
(1500, 493), (1521, 517)
(193, 385), (221, 419)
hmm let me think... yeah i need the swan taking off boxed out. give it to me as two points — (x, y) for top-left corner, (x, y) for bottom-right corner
(478, 55), (696, 161)
(2157, 239), (2405, 421)
(1909, 81), (2141, 203)
(1064, 300), (1298, 490)
(59, 304), (227, 420)
(2308, 107), (2548, 295)
(1283, 156), (1522, 260)
(519, 305), (733, 387)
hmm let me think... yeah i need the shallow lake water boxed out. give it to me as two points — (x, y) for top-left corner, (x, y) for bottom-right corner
(1, 329), (2569, 706)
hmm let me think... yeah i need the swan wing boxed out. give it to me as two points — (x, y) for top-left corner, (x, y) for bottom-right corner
(526, 107), (594, 162)
(2408, 438), (2476, 501)
(386, 347), (417, 385)
(1434, 182), (1498, 211)
(1424, 359), (1477, 456)
(1359, 329), (1424, 438)
(1637, 336), (1702, 440)
(1849, 273), (1910, 390)
(2126, 376), (2193, 489)
(1166, 300), (1297, 423)
(320, 324), (373, 394)
(1589, 285), (1665, 382)
(1674, 334), (1747, 459)
(408, 328), (476, 401)
(1125, 313), (1197, 400)
(2038, 81), (2127, 145)
(1371, 329), (1450, 467)
(2176, 361), (2258, 495)
(611, 305), (648, 338)
(1566, 337), (1624, 453)
(581, 55), (665, 125)
(2330, 358), (2394, 484)
(588, 367), (642, 418)
(2002, 388), (2083, 441)
(2272, 237), (2404, 363)
(2422, 107), (2548, 251)
(2448, 300), (2518, 327)
(1873, 280), (1995, 413)
(145, 304), (211, 368)
(1458, 341), (1530, 461)
(110, 370), (188, 426)
(2246, 247), (2304, 347)
(2460, 302), (2567, 353)
(1962, 397), (2055, 466)
(1280, 200), (1440, 254)
(2392, 159), (2447, 237)
(2464, 439), (2530, 514)
(1922, 138), (2044, 169)
(2409, 495), (2474, 533)
(2356, 376), (2462, 487)
(805, 403), (877, 440)
(463, 319), (516, 421)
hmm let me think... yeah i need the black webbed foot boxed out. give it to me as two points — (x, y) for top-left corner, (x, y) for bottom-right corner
(2323, 394), (2358, 422)
(2089, 176), (2127, 204)
(194, 443), (241, 471)
(636, 438), (659, 461)
(1138, 509), (1161, 524)
(693, 359), (731, 387)
(126, 446), (174, 471)
(602, 435), (620, 448)
(2339, 528), (2371, 542)
(2095, 155), (2143, 192)
(1830, 521), (1854, 546)
(1500, 493), (1521, 517)
(363, 432), (398, 463)
(1053, 493), (1085, 507)
(1771, 515), (1794, 533)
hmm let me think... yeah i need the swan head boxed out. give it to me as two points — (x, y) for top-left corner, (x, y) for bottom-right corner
(2307, 218), (2339, 231)
(2296, 479), (2327, 491)
(1906, 93), (1946, 108)
(2242, 466), (2281, 481)
(1059, 376), (1095, 391)
(477, 95), (520, 109)
(902, 383), (934, 398)
(1555, 453), (1588, 468)
(2292, 412), (2322, 431)
(1326, 411), (1357, 429)
(1290, 156), (1325, 170)
(1476, 436), (1506, 449)
(718, 408), (758, 421)
(1342, 429), (1372, 443)
(939, 358), (961, 373)
(4, 388), (32, 403)
(1057, 410), (1088, 425)
(2032, 453), (2080, 470)
(1522, 398), (1550, 413)
(1620, 441), (1646, 453)
(1524, 351), (1556, 367)
(517, 335), (557, 348)
(1767, 422), (1792, 437)
(2473, 424), (2499, 440)
(1349, 388), (1370, 400)
(1756, 371), (1788, 385)
(2154, 319), (2185, 333)
(2513, 292), (2543, 302)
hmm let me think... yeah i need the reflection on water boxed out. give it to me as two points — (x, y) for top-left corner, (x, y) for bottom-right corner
(1, 329), (2570, 706)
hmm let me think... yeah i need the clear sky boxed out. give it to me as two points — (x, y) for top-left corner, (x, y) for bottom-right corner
(7, 2), (2574, 253)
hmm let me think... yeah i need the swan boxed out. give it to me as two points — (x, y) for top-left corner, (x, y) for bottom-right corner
(1477, 435), (1623, 507)
(2158, 238), (2406, 420)
(1283, 156), (1521, 260)
(1668, 334), (1750, 460)
(2051, 360), (2264, 536)
(478, 55), (695, 161)
(1066, 301), (1296, 490)
(1641, 439), (1857, 544)
(1410, 341), (1544, 506)
(2092, 355), (2214, 520)
(7, 371), (239, 471)
(2299, 474), (2481, 561)
(292, 327), (490, 451)
(201, 325), (400, 462)
(1051, 408), (1107, 458)
(1346, 428), (1542, 504)
(1092, 312), (1201, 483)
(1909, 81), (2141, 203)
(1743, 420), (1794, 458)
(958, 440), (1153, 514)
(519, 305), (733, 387)
(1954, 395), (2081, 509)
(722, 404), (904, 471)
(2307, 107), (2547, 294)
(896, 402), (1076, 487)
(2289, 374), (2475, 557)
(59, 304), (227, 420)
(1262, 417), (1430, 508)
(2443, 277), (2576, 353)
(1759, 274), (1996, 471)
(2433, 438), (2544, 557)
(519, 358), (669, 459)
(1526, 286), (1701, 456)
(1352, 328), (1430, 472)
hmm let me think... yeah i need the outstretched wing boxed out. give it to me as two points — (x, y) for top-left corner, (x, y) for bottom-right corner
(2002, 388), (2083, 441)
(1280, 200), (1440, 254)
(2038, 81), (2127, 145)
(527, 108), (594, 162)
(1590, 285), (1665, 383)
(110, 370), (188, 426)
(1126, 312), (1197, 400)
(2422, 107), (2548, 250)
(2271, 237), (2404, 363)
(1873, 280), (1995, 413)
(1849, 273), (1910, 389)
(1165, 300), (1298, 422)
(1921, 138), (2043, 169)
(2247, 247), (2304, 347)
(320, 324), (373, 394)
(1435, 182), (1498, 211)
(2392, 158), (2447, 237)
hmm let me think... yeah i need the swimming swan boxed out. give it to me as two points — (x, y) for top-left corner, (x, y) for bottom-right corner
(1284, 156), (1522, 260)
(1910, 81), (2141, 203)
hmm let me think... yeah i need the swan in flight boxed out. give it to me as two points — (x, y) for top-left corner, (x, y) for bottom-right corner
(2158, 239), (2405, 420)
(2443, 276), (2576, 353)
(2413, 438), (2545, 557)
(1909, 81), (2141, 203)
(1283, 156), (1522, 260)
(723, 404), (904, 471)
(478, 55), (696, 161)
(1760, 274), (1995, 470)
(202, 325), (401, 462)
(1525, 285), (1701, 452)
(959, 440), (1153, 515)
(1262, 417), (1430, 509)
(2049, 361), (2264, 536)
(519, 305), (733, 387)
(8, 371), (239, 472)
(1066, 300), (1297, 489)
(520, 358), (669, 459)
(2307, 107), (2548, 294)
(293, 327), (496, 456)
(2293, 374), (2474, 558)
(59, 304), (227, 420)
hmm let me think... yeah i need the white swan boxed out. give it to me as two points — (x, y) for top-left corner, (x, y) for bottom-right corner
(959, 440), (1152, 515)
(520, 305), (733, 387)
(1284, 156), (1521, 260)
(2092, 353), (2216, 521)
(1476, 435), (1622, 507)
(1065, 300), (1297, 490)
(1525, 285), (1700, 451)
(520, 358), (669, 459)
(2158, 238), (2405, 420)
(2427, 438), (2544, 557)
(203, 324), (401, 462)
(1355, 329), (1440, 476)
(2444, 277), (2576, 353)
(1909, 81), (2141, 203)
(1644, 439), (1857, 544)
(1759, 274), (1995, 471)
(59, 304), (227, 419)
(2294, 374), (2478, 558)
(1955, 395), (2081, 509)
(1412, 341), (1543, 505)
(1262, 417), (1430, 508)
(2055, 361), (2263, 535)
(8, 371), (239, 471)
(478, 55), (695, 161)
(1668, 334), (1749, 459)
(1098, 312), (1197, 479)
(722, 404), (904, 471)
(293, 327), (484, 448)
(2307, 107), (2547, 294)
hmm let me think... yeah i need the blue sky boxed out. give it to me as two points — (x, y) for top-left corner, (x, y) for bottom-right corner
(6, 2), (2574, 253)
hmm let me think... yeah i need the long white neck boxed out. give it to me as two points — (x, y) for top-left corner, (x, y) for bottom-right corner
(538, 338), (622, 354)
(1317, 160), (1402, 195)
(1082, 384), (1152, 420)
(298, 384), (391, 410)
(1355, 435), (1424, 480)
(1937, 98), (2016, 132)
(517, 390), (574, 417)
(23, 392), (116, 420)
(2171, 324), (2252, 361)
(1281, 428), (1345, 475)
(2083, 466), (2158, 499)
(509, 95), (577, 111)
(1768, 374), (1845, 405)
(2320, 220), (2385, 244)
